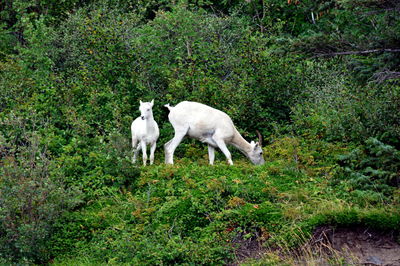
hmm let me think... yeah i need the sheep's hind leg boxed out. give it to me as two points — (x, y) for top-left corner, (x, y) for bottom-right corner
(165, 130), (187, 164)
(164, 139), (173, 163)
(208, 145), (215, 165)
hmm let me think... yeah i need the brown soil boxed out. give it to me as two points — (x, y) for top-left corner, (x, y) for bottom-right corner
(231, 234), (266, 263)
(311, 226), (400, 265)
(232, 226), (400, 265)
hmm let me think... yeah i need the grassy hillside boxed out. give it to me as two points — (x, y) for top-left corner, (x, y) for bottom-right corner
(47, 137), (399, 265)
(2, 132), (399, 264)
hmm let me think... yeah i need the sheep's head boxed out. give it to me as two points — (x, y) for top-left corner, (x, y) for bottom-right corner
(247, 131), (264, 165)
(248, 141), (265, 165)
(139, 99), (154, 120)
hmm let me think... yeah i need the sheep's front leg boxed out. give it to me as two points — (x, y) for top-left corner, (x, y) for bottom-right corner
(214, 138), (233, 165)
(149, 142), (157, 165)
(141, 141), (148, 166)
(208, 145), (215, 165)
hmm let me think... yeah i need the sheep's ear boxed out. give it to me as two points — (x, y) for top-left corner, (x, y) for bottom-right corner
(250, 141), (259, 150)
(150, 99), (154, 106)
(254, 142), (259, 148)
(139, 100), (143, 105)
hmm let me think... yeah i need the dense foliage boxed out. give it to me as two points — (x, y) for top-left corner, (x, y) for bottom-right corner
(335, 138), (400, 203)
(1, 0), (399, 264)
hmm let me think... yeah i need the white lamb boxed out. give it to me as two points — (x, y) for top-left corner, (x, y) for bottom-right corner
(131, 100), (159, 165)
(164, 101), (265, 165)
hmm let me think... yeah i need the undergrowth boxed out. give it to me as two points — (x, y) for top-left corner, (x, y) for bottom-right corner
(49, 137), (400, 265)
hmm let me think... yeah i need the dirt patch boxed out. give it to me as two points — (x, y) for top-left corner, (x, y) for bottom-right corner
(311, 226), (400, 265)
(230, 231), (267, 264)
(231, 226), (400, 265)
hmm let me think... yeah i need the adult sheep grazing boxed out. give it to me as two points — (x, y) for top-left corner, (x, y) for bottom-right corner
(131, 99), (160, 165)
(164, 101), (265, 165)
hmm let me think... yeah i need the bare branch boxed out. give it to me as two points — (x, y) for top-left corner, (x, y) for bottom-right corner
(186, 40), (192, 58)
(313, 48), (400, 58)
(372, 71), (400, 83)
(364, 7), (400, 16)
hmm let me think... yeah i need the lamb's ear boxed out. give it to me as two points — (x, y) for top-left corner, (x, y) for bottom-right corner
(250, 141), (256, 147)
(140, 100), (143, 105)
(150, 99), (154, 106)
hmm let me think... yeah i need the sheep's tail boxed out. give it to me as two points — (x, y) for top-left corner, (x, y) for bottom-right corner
(164, 103), (173, 111)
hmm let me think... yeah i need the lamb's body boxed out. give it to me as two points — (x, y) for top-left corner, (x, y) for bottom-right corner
(131, 117), (159, 145)
(131, 100), (159, 165)
(164, 101), (264, 165)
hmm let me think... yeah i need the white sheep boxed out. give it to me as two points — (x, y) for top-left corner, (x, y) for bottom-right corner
(164, 101), (265, 165)
(131, 99), (160, 165)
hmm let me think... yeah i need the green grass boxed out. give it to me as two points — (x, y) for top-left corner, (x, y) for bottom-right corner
(50, 138), (400, 265)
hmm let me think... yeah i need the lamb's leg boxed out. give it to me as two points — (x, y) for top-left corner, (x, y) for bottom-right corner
(208, 145), (215, 165)
(149, 142), (157, 165)
(214, 138), (233, 165)
(165, 130), (187, 164)
(141, 141), (147, 166)
(132, 138), (138, 163)
(132, 142), (141, 164)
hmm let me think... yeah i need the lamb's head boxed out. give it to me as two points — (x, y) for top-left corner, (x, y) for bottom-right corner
(247, 141), (265, 165)
(139, 99), (154, 120)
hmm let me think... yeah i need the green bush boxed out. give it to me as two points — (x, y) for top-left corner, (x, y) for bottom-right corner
(334, 138), (400, 202)
(292, 62), (400, 145)
(49, 163), (281, 264)
(44, 5), (306, 142)
(0, 132), (82, 263)
(0, 24), (16, 60)
(130, 7), (303, 135)
(55, 133), (141, 199)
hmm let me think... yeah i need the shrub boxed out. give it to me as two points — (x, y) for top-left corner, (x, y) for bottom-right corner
(292, 61), (400, 145)
(334, 138), (400, 203)
(55, 132), (141, 199)
(0, 132), (82, 263)
(47, 5), (305, 142)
